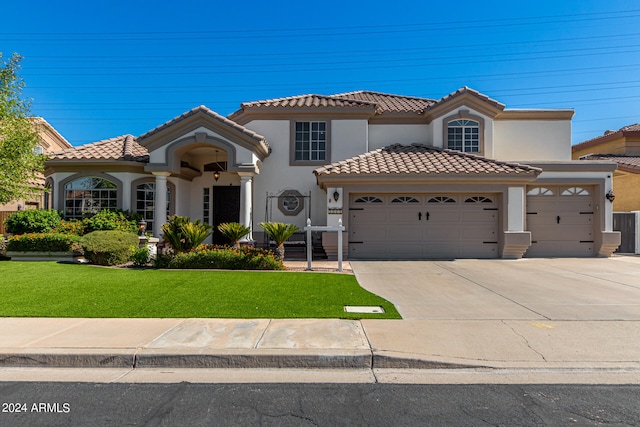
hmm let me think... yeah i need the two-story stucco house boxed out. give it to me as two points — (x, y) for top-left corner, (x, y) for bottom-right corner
(45, 87), (621, 259)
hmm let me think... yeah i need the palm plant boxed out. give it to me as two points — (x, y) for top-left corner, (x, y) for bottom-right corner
(259, 222), (299, 261)
(217, 222), (251, 248)
(162, 215), (212, 252)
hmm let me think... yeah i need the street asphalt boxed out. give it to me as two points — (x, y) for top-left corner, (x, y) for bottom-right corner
(1, 256), (639, 383)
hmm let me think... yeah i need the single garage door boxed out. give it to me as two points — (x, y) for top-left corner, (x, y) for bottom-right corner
(525, 186), (595, 257)
(349, 194), (499, 259)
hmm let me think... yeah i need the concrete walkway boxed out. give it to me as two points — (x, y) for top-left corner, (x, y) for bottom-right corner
(1, 257), (639, 383)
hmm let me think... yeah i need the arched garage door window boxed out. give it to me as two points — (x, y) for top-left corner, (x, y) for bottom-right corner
(64, 177), (117, 219)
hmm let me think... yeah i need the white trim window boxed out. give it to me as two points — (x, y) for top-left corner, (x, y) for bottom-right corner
(447, 119), (480, 153)
(64, 177), (117, 219)
(295, 121), (326, 161)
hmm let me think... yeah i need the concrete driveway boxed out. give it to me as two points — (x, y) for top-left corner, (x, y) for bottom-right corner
(350, 257), (640, 321)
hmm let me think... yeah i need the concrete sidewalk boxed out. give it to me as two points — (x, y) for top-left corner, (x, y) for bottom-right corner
(1, 258), (639, 383)
(1, 317), (639, 371)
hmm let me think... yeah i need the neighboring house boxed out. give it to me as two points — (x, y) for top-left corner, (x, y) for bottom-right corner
(0, 118), (72, 233)
(572, 124), (640, 212)
(45, 87), (620, 259)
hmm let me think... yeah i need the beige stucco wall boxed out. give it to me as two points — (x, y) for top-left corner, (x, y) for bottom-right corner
(243, 120), (326, 228)
(611, 171), (640, 212)
(493, 119), (572, 161)
(368, 124), (430, 149)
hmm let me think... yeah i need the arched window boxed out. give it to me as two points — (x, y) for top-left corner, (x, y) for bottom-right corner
(447, 119), (480, 153)
(64, 177), (117, 219)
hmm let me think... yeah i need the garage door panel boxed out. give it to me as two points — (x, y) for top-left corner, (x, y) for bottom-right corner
(388, 210), (422, 222)
(426, 210), (461, 222)
(461, 210), (497, 222)
(424, 224), (461, 240)
(526, 186), (595, 257)
(460, 226), (498, 240)
(349, 193), (499, 260)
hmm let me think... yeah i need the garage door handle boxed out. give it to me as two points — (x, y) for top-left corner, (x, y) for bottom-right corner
(418, 212), (422, 221)
(426, 212), (430, 221)
(557, 215), (560, 224)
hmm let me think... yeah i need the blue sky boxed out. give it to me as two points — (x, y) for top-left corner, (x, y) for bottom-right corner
(2, 0), (639, 146)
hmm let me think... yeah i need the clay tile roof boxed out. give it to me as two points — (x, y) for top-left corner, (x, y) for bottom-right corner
(239, 94), (376, 110)
(329, 90), (436, 114)
(426, 86), (505, 111)
(138, 105), (268, 147)
(580, 154), (640, 172)
(573, 123), (640, 151)
(48, 135), (149, 162)
(314, 144), (540, 176)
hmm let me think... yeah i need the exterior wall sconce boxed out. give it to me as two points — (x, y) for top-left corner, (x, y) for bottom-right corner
(606, 190), (616, 203)
(138, 219), (147, 236)
(333, 190), (340, 202)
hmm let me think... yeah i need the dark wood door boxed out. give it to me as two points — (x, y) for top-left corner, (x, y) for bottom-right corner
(212, 186), (241, 245)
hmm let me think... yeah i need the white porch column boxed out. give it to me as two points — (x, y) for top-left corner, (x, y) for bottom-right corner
(237, 172), (254, 242)
(507, 187), (525, 231)
(153, 172), (171, 237)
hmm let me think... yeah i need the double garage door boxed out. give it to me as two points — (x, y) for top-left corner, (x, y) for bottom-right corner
(349, 194), (499, 259)
(525, 186), (595, 257)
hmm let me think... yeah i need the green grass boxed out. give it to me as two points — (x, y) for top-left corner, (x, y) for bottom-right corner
(0, 262), (401, 319)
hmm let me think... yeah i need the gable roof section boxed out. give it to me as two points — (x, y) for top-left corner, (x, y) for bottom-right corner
(48, 135), (148, 162)
(138, 105), (270, 157)
(580, 154), (640, 173)
(314, 144), (541, 181)
(423, 86), (506, 120)
(573, 123), (640, 152)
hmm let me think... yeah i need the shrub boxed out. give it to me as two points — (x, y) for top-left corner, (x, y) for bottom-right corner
(259, 222), (300, 261)
(130, 245), (151, 268)
(81, 230), (139, 266)
(4, 210), (62, 235)
(6, 233), (81, 252)
(53, 219), (86, 236)
(165, 245), (283, 270)
(82, 210), (138, 234)
(217, 222), (251, 248)
(162, 215), (212, 252)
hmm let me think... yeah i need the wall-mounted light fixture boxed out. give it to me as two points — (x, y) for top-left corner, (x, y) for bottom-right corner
(333, 190), (340, 202)
(606, 190), (616, 203)
(213, 150), (222, 181)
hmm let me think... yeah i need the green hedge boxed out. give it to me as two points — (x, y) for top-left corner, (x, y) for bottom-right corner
(4, 210), (62, 235)
(81, 230), (139, 266)
(161, 245), (284, 270)
(6, 233), (81, 252)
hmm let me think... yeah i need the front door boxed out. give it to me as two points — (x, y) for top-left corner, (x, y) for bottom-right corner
(212, 186), (241, 245)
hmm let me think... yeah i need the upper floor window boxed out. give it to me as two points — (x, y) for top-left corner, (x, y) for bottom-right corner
(447, 119), (480, 153)
(292, 121), (329, 164)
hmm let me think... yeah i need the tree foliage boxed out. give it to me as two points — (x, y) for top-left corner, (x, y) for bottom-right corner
(0, 52), (44, 204)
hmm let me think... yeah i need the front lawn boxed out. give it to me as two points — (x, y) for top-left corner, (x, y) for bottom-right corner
(0, 262), (401, 319)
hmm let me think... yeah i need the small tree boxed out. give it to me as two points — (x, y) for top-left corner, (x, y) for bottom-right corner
(217, 222), (251, 248)
(0, 53), (44, 204)
(259, 222), (299, 261)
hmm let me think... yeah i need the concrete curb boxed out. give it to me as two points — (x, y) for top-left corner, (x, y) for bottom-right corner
(0, 349), (374, 370)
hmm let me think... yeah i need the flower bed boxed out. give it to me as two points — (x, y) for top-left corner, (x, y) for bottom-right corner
(159, 245), (284, 270)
